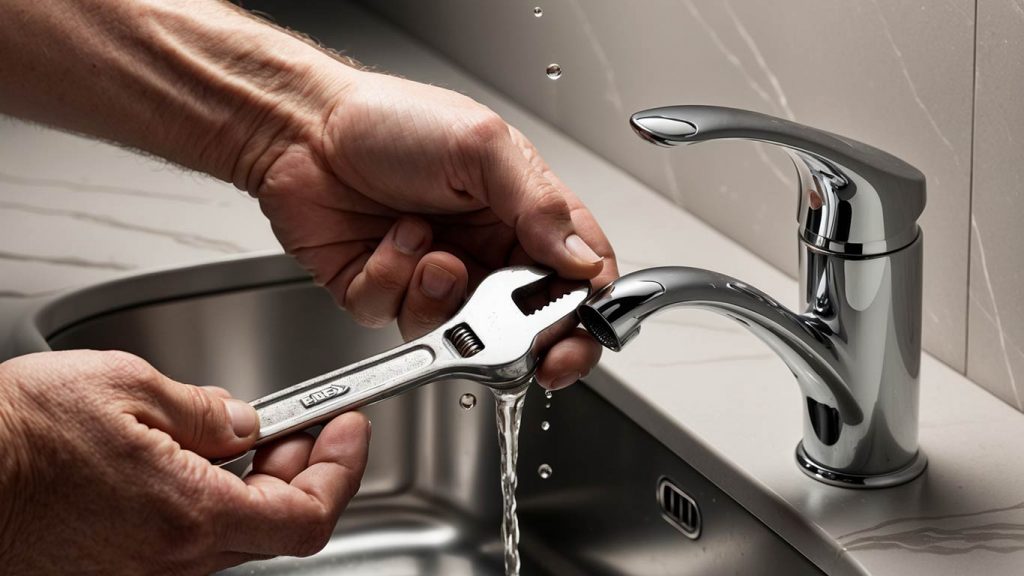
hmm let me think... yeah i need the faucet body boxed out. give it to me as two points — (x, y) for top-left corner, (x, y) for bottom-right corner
(581, 106), (927, 488)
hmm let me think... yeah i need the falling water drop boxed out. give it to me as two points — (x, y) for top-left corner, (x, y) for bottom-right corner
(459, 393), (477, 410)
(533, 6), (543, 17)
(545, 63), (563, 80)
(538, 464), (553, 479)
(545, 403), (551, 409)
(544, 390), (553, 399)
(540, 421), (551, 431)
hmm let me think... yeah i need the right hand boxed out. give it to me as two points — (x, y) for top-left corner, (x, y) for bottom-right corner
(254, 70), (619, 390)
(0, 350), (370, 574)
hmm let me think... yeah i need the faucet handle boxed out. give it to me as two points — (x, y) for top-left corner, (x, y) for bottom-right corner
(631, 105), (926, 256)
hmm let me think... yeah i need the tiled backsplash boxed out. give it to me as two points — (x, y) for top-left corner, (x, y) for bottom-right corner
(355, 0), (1023, 412)
(969, 0), (1024, 410)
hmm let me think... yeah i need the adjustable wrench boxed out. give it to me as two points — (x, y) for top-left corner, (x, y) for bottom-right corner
(246, 266), (590, 447)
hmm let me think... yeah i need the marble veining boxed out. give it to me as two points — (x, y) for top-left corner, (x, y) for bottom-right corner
(679, 0), (777, 113)
(565, 0), (624, 116)
(647, 352), (775, 368)
(660, 156), (684, 206)
(0, 249), (134, 271)
(0, 288), (60, 299)
(969, 294), (1024, 367)
(868, 0), (961, 166)
(838, 501), (1024, 555)
(970, 215), (1021, 410)
(648, 315), (743, 334)
(754, 143), (795, 190)
(0, 170), (219, 205)
(721, 0), (795, 121)
(0, 199), (247, 254)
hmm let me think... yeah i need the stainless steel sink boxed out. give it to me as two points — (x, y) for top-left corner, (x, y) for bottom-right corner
(4, 254), (824, 575)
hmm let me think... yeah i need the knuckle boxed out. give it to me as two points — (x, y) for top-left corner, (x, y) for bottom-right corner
(346, 304), (393, 329)
(404, 305), (446, 331)
(529, 189), (571, 221)
(461, 111), (507, 148)
(173, 511), (217, 560)
(449, 110), (508, 192)
(294, 512), (335, 557)
(183, 385), (218, 445)
(96, 350), (158, 387)
(364, 258), (408, 294)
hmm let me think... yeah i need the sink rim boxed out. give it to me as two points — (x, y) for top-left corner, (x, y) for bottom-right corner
(4, 250), (302, 358)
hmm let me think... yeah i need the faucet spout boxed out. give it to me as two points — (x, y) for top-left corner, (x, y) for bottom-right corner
(578, 267), (862, 425)
(630, 106), (926, 257)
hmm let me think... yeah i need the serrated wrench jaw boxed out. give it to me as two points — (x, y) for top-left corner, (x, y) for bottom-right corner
(489, 283), (592, 390)
(454, 269), (590, 389)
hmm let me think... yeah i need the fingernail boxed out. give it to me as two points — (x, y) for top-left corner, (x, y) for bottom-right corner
(224, 398), (258, 437)
(551, 372), (580, 390)
(564, 234), (602, 265)
(421, 264), (456, 299)
(393, 220), (427, 255)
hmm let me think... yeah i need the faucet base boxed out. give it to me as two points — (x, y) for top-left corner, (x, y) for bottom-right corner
(795, 443), (927, 489)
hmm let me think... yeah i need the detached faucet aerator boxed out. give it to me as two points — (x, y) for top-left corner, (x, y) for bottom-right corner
(580, 105), (928, 489)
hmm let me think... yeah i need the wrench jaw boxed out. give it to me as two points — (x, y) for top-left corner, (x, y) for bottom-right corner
(450, 267), (591, 391)
(476, 297), (591, 391)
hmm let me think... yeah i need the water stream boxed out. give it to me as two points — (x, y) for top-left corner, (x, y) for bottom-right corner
(492, 381), (530, 576)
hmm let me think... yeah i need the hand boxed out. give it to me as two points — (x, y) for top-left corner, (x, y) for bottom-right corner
(0, 351), (370, 574)
(255, 70), (619, 389)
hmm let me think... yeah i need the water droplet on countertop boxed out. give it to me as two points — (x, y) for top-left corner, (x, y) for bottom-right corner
(459, 393), (477, 410)
(533, 6), (543, 17)
(545, 63), (562, 80)
(540, 421), (550, 431)
(538, 464), (553, 479)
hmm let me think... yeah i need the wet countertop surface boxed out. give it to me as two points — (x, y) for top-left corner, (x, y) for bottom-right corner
(1, 3), (1022, 575)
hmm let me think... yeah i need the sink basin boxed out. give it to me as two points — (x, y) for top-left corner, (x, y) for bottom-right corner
(5, 254), (824, 575)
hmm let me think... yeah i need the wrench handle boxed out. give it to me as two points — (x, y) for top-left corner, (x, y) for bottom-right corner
(250, 339), (451, 446)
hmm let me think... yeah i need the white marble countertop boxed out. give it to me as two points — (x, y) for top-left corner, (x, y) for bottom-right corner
(1, 3), (1022, 575)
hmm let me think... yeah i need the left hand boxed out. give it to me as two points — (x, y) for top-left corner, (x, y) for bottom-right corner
(253, 69), (618, 389)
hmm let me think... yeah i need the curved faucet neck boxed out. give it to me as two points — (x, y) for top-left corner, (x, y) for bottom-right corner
(579, 267), (861, 424)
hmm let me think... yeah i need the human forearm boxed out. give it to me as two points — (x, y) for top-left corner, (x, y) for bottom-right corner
(0, 0), (351, 189)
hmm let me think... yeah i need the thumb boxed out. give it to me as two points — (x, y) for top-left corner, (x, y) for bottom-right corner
(475, 126), (604, 279)
(132, 374), (259, 459)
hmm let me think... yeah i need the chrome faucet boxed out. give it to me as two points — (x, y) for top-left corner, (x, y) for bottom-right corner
(579, 105), (927, 488)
